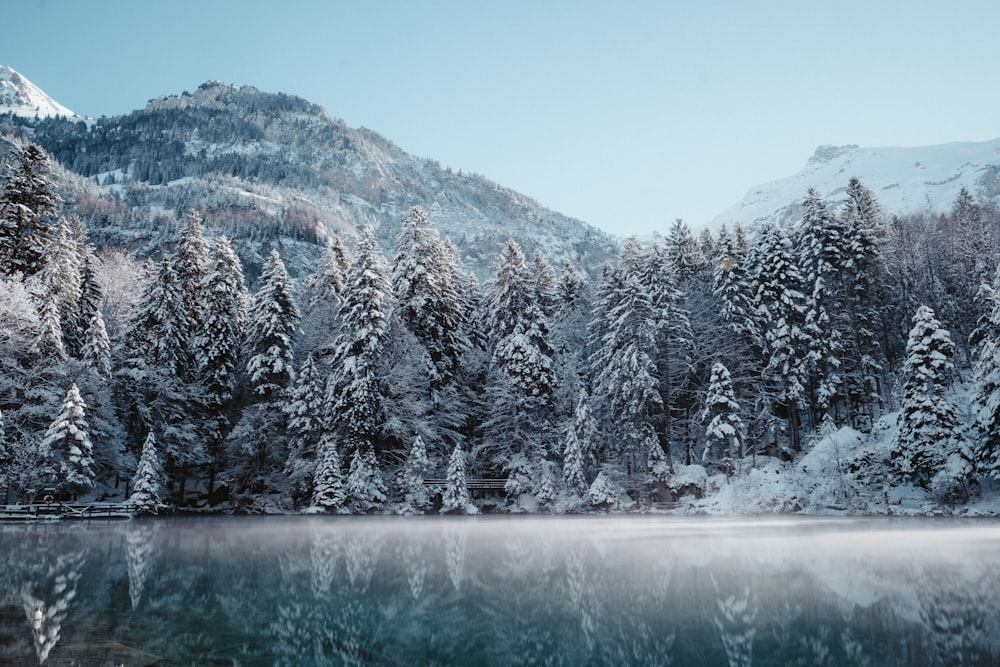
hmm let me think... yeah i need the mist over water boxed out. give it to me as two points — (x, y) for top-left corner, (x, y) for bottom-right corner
(1, 516), (998, 666)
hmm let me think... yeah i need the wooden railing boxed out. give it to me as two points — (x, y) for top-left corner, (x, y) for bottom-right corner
(424, 479), (507, 491)
(0, 501), (135, 520)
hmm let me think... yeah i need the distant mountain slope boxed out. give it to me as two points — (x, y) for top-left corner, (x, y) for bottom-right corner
(0, 65), (82, 120)
(2, 70), (617, 280)
(713, 139), (1000, 228)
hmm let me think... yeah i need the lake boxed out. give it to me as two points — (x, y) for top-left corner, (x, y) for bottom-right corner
(1, 516), (998, 666)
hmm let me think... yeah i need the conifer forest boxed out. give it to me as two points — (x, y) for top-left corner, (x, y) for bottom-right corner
(3, 138), (1000, 516)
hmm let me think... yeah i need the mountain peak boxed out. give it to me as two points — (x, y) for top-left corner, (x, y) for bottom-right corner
(0, 65), (80, 120)
(807, 144), (859, 165)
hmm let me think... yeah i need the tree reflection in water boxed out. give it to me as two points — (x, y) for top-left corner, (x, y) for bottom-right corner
(0, 517), (998, 665)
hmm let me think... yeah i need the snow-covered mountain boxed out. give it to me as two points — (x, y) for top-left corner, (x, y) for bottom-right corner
(714, 139), (1000, 228)
(0, 65), (82, 120)
(1, 68), (617, 281)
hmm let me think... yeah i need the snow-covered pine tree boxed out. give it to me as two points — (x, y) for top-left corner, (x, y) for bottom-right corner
(399, 435), (431, 513)
(37, 384), (95, 498)
(311, 432), (347, 512)
(591, 274), (662, 474)
(839, 178), (890, 425)
(129, 431), (165, 515)
(284, 352), (326, 504)
(117, 257), (206, 499)
(197, 237), (246, 404)
(0, 143), (59, 277)
(550, 260), (591, 420)
(391, 206), (470, 393)
(972, 269), (1000, 480)
(121, 258), (190, 377)
(638, 241), (692, 468)
(529, 249), (559, 318)
(80, 311), (111, 377)
(299, 237), (350, 360)
(666, 218), (705, 285)
(174, 211), (210, 349)
(344, 438), (387, 513)
(32, 292), (66, 361)
(536, 461), (556, 511)
(891, 306), (966, 489)
(701, 362), (744, 469)
(562, 420), (589, 498)
(326, 227), (391, 456)
(245, 250), (299, 401)
(483, 239), (530, 347)
(441, 443), (475, 514)
(196, 236), (246, 492)
(37, 218), (82, 357)
(72, 246), (104, 357)
(586, 471), (620, 512)
(747, 222), (809, 451)
(796, 188), (849, 420)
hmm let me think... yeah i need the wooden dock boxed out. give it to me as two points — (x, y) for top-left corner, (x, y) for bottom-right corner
(0, 501), (135, 521)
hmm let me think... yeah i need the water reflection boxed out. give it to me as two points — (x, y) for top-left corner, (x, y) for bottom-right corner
(0, 517), (998, 665)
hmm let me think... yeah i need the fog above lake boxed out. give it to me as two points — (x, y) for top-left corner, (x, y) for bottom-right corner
(2, 516), (998, 666)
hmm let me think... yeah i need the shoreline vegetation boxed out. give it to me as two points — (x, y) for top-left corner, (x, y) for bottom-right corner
(3, 136), (1000, 521)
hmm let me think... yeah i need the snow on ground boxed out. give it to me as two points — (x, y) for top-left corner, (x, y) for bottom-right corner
(676, 419), (951, 517)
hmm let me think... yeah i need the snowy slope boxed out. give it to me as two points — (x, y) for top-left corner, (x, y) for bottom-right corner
(0, 65), (81, 120)
(713, 139), (1000, 228)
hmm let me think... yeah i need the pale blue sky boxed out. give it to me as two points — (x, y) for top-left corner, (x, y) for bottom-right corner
(4, 0), (999, 236)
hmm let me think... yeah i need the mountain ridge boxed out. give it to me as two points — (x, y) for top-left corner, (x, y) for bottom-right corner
(713, 138), (1000, 229)
(1, 68), (617, 281)
(0, 65), (83, 120)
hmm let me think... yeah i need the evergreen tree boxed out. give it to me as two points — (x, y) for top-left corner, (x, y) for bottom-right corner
(37, 384), (95, 497)
(536, 462), (556, 511)
(117, 259), (206, 498)
(666, 218), (705, 284)
(701, 363), (744, 469)
(441, 443), (474, 514)
(245, 250), (299, 401)
(529, 249), (559, 318)
(284, 352), (326, 503)
(796, 188), (850, 419)
(391, 206), (470, 393)
(299, 237), (349, 360)
(174, 211), (210, 348)
(0, 143), (59, 277)
(638, 241), (692, 468)
(327, 228), (391, 456)
(121, 258), (189, 377)
(891, 306), (965, 488)
(32, 292), (66, 361)
(592, 274), (661, 474)
(344, 438), (387, 512)
(483, 239), (530, 346)
(38, 218), (82, 356)
(586, 471), (620, 511)
(129, 431), (165, 515)
(840, 178), (890, 424)
(196, 236), (246, 489)
(311, 432), (346, 512)
(972, 268), (1000, 480)
(73, 246), (104, 359)
(561, 422), (588, 497)
(399, 435), (431, 513)
(747, 222), (809, 451)
(80, 311), (111, 377)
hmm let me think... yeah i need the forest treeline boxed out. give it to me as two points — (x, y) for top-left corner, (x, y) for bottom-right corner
(2, 139), (1000, 513)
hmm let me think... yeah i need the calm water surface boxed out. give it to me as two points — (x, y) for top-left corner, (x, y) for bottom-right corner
(1, 516), (998, 666)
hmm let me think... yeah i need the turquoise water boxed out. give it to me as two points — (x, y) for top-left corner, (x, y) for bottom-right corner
(1, 516), (998, 666)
